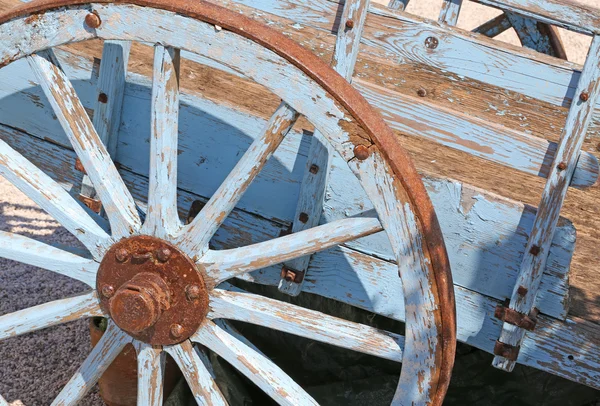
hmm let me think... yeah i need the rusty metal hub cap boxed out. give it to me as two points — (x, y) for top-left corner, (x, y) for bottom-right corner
(96, 235), (208, 345)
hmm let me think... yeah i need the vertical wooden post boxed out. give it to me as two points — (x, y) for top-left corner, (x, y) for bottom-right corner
(278, 0), (371, 296)
(493, 34), (600, 371)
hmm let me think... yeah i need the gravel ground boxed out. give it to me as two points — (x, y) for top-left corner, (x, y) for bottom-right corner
(0, 1), (597, 405)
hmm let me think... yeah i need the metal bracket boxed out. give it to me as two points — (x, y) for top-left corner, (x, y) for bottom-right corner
(280, 265), (305, 284)
(493, 341), (520, 361)
(494, 301), (538, 332)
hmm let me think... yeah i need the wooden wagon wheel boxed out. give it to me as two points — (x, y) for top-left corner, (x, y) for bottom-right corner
(0, 0), (456, 404)
(390, 0), (567, 59)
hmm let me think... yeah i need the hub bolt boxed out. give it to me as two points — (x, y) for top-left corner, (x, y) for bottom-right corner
(84, 12), (101, 29)
(115, 248), (129, 263)
(170, 324), (184, 338)
(156, 247), (172, 262)
(186, 285), (201, 301)
(101, 285), (115, 298)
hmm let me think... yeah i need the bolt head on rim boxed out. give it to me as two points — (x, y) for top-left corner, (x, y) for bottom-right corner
(96, 235), (208, 345)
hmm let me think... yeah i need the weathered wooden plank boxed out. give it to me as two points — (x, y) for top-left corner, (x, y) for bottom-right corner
(439, 0), (462, 25)
(473, 13), (512, 37)
(0, 93), (574, 319)
(141, 45), (181, 239)
(279, 0), (369, 295)
(27, 52), (141, 239)
(164, 340), (227, 406)
(193, 321), (319, 405)
(0, 394), (7, 406)
(202, 217), (382, 286)
(0, 231), (98, 286)
(386, 0), (407, 12)
(472, 0), (600, 35)
(241, 249), (600, 391)
(0, 136), (112, 259)
(134, 342), (165, 406)
(209, 288), (405, 361)
(0, 291), (102, 340)
(506, 13), (566, 58)
(494, 35), (600, 372)
(52, 322), (131, 406)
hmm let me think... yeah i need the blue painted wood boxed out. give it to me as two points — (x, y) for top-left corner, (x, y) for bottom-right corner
(506, 13), (562, 57)
(493, 34), (600, 372)
(279, 0), (370, 296)
(439, 0), (462, 25)
(0, 61), (575, 320)
(473, 13), (512, 37)
(134, 342), (165, 406)
(387, 0), (408, 12)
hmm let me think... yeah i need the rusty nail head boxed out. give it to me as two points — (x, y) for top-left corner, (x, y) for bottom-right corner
(425, 36), (439, 49)
(170, 324), (184, 338)
(299, 212), (309, 223)
(85, 12), (101, 29)
(529, 245), (540, 256)
(517, 285), (528, 296)
(156, 247), (172, 262)
(74, 158), (86, 174)
(101, 285), (115, 298)
(354, 145), (370, 161)
(557, 161), (567, 171)
(98, 93), (108, 103)
(580, 92), (590, 102)
(115, 248), (129, 263)
(186, 285), (201, 301)
(417, 88), (427, 97)
(345, 20), (354, 29)
(309, 164), (320, 174)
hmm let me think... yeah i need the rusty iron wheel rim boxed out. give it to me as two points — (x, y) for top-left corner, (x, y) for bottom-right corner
(0, 1), (457, 404)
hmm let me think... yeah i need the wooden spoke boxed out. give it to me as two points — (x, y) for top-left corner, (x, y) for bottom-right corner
(0, 231), (98, 286)
(201, 217), (382, 285)
(176, 102), (299, 259)
(27, 52), (141, 239)
(164, 340), (227, 406)
(0, 138), (112, 259)
(209, 289), (404, 362)
(0, 291), (102, 341)
(141, 45), (181, 239)
(135, 342), (166, 406)
(52, 322), (131, 405)
(473, 13), (512, 37)
(193, 321), (318, 406)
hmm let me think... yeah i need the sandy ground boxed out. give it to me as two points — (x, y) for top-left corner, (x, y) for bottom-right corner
(0, 0), (597, 405)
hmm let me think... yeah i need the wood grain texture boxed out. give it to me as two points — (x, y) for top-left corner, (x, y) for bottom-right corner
(0, 291), (102, 340)
(209, 288), (405, 361)
(494, 35), (600, 372)
(52, 322), (131, 406)
(0, 136), (112, 259)
(438, 0), (462, 25)
(0, 230), (98, 286)
(473, 13), (512, 37)
(164, 340), (227, 406)
(27, 52), (141, 239)
(134, 342), (165, 406)
(193, 321), (319, 405)
(141, 45), (181, 239)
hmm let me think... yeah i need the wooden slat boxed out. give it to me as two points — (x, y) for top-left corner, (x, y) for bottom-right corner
(0, 86), (574, 320)
(493, 35), (600, 371)
(0, 137), (112, 259)
(141, 45), (181, 239)
(473, 13), (512, 37)
(27, 52), (141, 239)
(209, 288), (405, 361)
(52, 322), (131, 405)
(439, 0), (462, 25)
(193, 321), (319, 406)
(134, 342), (165, 406)
(506, 13), (565, 58)
(203, 217), (382, 286)
(0, 231), (98, 286)
(387, 0), (407, 12)
(279, 0), (369, 296)
(0, 292), (102, 340)
(473, 0), (600, 35)
(164, 340), (227, 405)
(177, 101), (299, 259)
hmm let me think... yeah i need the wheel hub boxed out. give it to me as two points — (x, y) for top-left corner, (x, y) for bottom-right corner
(96, 235), (208, 345)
